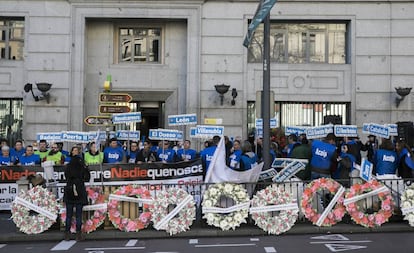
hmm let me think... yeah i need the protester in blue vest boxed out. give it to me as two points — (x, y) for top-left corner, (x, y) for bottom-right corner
(237, 140), (258, 171)
(310, 133), (338, 179)
(228, 140), (242, 169)
(395, 139), (414, 180)
(156, 140), (176, 163)
(18, 145), (41, 166)
(200, 135), (220, 172)
(103, 137), (125, 163)
(176, 140), (197, 161)
(374, 138), (398, 176)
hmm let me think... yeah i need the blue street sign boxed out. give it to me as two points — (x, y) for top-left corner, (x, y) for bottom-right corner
(116, 130), (140, 140)
(112, 112), (142, 124)
(360, 158), (373, 181)
(61, 131), (90, 143)
(195, 125), (224, 137)
(149, 129), (183, 141)
(168, 113), (197, 126)
(334, 125), (358, 137)
(36, 132), (62, 142)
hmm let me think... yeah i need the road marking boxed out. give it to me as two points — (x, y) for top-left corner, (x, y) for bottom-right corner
(195, 243), (256, 248)
(51, 240), (76, 251)
(311, 234), (349, 241)
(189, 239), (198, 244)
(84, 247), (145, 251)
(264, 247), (277, 252)
(310, 240), (371, 244)
(0, 244), (5, 249)
(125, 239), (138, 247)
(250, 238), (260, 241)
(325, 243), (367, 252)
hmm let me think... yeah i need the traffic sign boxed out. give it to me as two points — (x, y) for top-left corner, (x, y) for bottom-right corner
(84, 115), (112, 126)
(99, 105), (131, 114)
(99, 93), (132, 103)
(112, 112), (142, 124)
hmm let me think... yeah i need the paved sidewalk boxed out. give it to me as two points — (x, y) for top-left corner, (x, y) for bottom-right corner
(1, 212), (413, 243)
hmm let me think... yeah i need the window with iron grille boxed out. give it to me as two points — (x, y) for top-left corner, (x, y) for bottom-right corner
(247, 101), (350, 137)
(0, 17), (24, 60)
(0, 98), (23, 145)
(247, 21), (348, 64)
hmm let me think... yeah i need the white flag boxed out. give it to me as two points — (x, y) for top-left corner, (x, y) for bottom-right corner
(204, 138), (264, 183)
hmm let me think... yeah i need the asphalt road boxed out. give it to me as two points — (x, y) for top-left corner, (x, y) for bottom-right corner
(1, 232), (413, 253)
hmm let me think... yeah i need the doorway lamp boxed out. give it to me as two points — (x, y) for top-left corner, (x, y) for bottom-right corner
(24, 82), (53, 104)
(395, 87), (412, 108)
(214, 83), (237, 106)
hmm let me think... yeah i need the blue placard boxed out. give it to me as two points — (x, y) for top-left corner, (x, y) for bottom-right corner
(36, 132), (62, 142)
(368, 123), (389, 138)
(168, 113), (197, 126)
(285, 126), (307, 135)
(305, 125), (334, 139)
(88, 131), (107, 142)
(360, 158), (373, 181)
(116, 130), (140, 140)
(190, 127), (197, 138)
(112, 112), (142, 124)
(362, 123), (371, 134)
(387, 124), (398, 136)
(334, 125), (358, 137)
(149, 129), (183, 141)
(195, 125), (224, 136)
(61, 131), (90, 143)
(255, 118), (278, 129)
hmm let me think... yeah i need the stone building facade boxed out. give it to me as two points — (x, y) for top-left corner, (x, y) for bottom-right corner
(0, 0), (413, 147)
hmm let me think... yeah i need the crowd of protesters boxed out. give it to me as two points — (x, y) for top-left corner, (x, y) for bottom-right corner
(0, 131), (413, 182)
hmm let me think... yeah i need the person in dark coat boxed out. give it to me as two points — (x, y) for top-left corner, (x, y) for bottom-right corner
(64, 146), (90, 241)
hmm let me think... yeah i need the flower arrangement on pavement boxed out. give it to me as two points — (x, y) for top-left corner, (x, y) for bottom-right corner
(11, 186), (59, 234)
(401, 184), (414, 226)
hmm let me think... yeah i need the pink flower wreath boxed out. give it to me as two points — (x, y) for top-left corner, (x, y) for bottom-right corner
(344, 180), (394, 228)
(60, 186), (107, 233)
(108, 184), (153, 232)
(301, 178), (346, 226)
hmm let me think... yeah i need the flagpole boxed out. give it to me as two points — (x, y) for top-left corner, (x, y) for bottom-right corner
(262, 12), (271, 170)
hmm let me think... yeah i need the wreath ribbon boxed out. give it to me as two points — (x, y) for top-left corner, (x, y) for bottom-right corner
(202, 201), (250, 214)
(401, 205), (414, 216)
(316, 186), (345, 226)
(60, 203), (107, 214)
(250, 202), (298, 213)
(153, 195), (193, 230)
(344, 186), (389, 205)
(14, 196), (57, 221)
(109, 194), (154, 204)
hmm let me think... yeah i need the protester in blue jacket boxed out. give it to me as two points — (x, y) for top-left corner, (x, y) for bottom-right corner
(374, 138), (398, 176)
(200, 135), (220, 172)
(395, 139), (414, 180)
(228, 140), (242, 170)
(237, 141), (258, 171)
(156, 141), (177, 163)
(103, 138), (125, 163)
(176, 140), (198, 161)
(310, 133), (338, 179)
(18, 145), (41, 166)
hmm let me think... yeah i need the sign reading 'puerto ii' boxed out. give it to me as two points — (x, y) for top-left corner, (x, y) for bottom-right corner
(61, 131), (90, 143)
(168, 113), (197, 126)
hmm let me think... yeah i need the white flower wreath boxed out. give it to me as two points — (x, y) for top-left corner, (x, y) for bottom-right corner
(202, 183), (250, 231)
(11, 186), (59, 234)
(250, 184), (299, 235)
(150, 187), (196, 235)
(401, 184), (414, 227)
